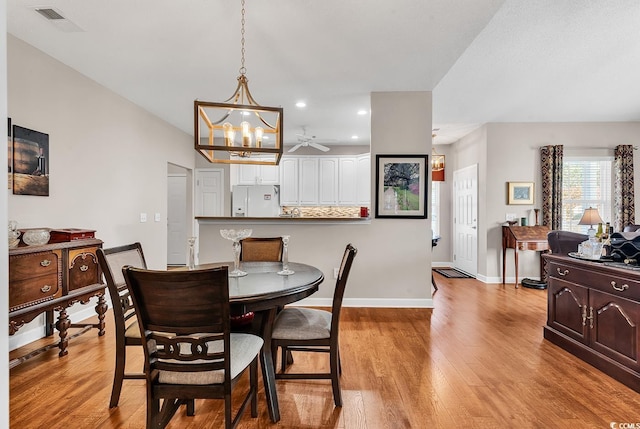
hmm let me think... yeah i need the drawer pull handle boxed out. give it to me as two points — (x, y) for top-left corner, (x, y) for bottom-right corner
(40, 259), (51, 267)
(80, 265), (89, 272)
(40, 285), (51, 293)
(611, 281), (629, 292)
(556, 268), (569, 276)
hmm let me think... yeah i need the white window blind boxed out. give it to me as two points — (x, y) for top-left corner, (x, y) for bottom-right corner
(562, 156), (613, 233)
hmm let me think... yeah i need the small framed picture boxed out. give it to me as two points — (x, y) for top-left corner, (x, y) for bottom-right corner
(507, 182), (534, 205)
(375, 154), (428, 219)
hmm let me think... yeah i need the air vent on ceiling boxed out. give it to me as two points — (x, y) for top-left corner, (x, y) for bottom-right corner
(32, 7), (84, 32)
(35, 8), (65, 20)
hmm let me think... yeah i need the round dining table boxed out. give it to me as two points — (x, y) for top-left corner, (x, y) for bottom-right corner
(195, 261), (324, 423)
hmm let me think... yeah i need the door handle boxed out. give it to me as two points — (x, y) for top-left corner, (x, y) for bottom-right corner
(471, 226), (477, 229)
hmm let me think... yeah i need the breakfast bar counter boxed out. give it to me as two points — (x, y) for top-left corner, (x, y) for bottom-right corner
(196, 216), (371, 225)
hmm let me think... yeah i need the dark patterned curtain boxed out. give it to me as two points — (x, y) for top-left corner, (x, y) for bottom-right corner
(614, 145), (635, 232)
(541, 145), (563, 230)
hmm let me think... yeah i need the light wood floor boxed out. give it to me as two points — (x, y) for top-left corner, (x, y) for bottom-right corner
(10, 274), (640, 428)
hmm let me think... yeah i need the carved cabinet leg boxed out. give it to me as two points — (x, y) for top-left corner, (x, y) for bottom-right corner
(56, 308), (71, 357)
(95, 294), (107, 337)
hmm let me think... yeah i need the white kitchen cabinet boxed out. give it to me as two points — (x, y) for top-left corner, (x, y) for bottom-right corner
(299, 158), (319, 205)
(232, 164), (280, 185)
(338, 158), (358, 205)
(356, 154), (371, 205)
(318, 158), (339, 205)
(279, 154), (370, 206)
(279, 158), (299, 205)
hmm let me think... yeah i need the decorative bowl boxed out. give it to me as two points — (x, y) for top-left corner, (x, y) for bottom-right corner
(23, 229), (51, 246)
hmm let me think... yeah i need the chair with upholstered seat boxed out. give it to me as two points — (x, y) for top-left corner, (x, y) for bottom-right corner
(240, 237), (283, 262)
(547, 230), (588, 255)
(122, 265), (262, 429)
(96, 242), (148, 408)
(271, 243), (357, 407)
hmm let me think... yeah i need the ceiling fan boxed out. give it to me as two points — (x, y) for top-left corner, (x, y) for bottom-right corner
(288, 128), (331, 153)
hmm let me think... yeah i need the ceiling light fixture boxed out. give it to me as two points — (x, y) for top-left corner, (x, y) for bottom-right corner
(357, 109), (367, 115)
(194, 0), (283, 165)
(295, 101), (306, 108)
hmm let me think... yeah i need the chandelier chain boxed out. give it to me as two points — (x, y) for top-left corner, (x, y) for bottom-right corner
(239, 0), (246, 75)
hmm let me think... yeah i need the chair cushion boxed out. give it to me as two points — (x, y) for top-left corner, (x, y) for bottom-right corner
(271, 307), (332, 340)
(124, 319), (141, 339)
(157, 333), (263, 385)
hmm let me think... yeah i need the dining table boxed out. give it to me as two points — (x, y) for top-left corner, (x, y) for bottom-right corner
(194, 260), (325, 423)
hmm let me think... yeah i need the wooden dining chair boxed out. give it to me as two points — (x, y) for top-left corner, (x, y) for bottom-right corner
(270, 243), (357, 407)
(96, 242), (148, 408)
(234, 237), (285, 326)
(239, 237), (284, 262)
(122, 265), (263, 429)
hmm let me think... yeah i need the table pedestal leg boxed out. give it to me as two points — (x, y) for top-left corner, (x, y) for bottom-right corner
(258, 307), (280, 423)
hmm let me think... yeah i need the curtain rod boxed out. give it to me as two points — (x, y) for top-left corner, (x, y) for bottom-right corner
(563, 146), (638, 150)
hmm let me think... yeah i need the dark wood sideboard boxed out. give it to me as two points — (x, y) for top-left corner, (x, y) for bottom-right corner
(9, 238), (107, 366)
(543, 253), (640, 392)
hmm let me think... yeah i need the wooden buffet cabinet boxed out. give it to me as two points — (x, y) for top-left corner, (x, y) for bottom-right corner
(543, 253), (640, 392)
(9, 238), (107, 364)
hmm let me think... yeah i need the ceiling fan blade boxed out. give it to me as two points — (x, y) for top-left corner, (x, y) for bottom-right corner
(288, 143), (304, 153)
(310, 142), (330, 152)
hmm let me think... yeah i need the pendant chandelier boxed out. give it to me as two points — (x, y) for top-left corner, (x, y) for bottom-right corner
(194, 0), (283, 165)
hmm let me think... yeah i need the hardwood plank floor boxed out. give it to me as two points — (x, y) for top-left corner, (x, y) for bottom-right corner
(10, 274), (640, 428)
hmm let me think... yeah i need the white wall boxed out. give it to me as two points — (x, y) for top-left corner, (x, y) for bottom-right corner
(449, 122), (640, 283)
(7, 35), (195, 349)
(198, 91), (434, 307)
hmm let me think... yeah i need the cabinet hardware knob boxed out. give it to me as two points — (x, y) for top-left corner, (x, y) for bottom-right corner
(610, 281), (629, 292)
(41, 285), (51, 293)
(80, 264), (89, 272)
(40, 259), (51, 267)
(556, 268), (569, 276)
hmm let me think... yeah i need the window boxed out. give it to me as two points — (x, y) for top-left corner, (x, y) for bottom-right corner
(431, 181), (440, 236)
(562, 156), (613, 233)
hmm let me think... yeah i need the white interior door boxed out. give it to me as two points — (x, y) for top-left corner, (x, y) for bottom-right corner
(453, 164), (478, 276)
(167, 174), (188, 265)
(195, 168), (224, 216)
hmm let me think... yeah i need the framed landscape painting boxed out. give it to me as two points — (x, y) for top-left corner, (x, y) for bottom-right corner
(375, 154), (428, 219)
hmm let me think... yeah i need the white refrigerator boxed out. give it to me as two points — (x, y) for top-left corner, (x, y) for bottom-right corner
(232, 185), (281, 217)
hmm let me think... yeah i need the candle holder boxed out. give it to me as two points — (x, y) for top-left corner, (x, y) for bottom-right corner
(187, 237), (196, 270)
(277, 235), (295, 275)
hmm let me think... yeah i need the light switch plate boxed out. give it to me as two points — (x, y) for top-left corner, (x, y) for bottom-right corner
(154, 213), (161, 222)
(506, 213), (517, 222)
(140, 213), (147, 223)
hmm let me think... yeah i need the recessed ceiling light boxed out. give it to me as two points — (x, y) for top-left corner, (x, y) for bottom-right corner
(296, 101), (306, 108)
(351, 135), (358, 140)
(357, 109), (367, 115)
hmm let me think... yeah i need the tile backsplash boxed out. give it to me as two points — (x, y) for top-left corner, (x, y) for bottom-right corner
(282, 206), (365, 218)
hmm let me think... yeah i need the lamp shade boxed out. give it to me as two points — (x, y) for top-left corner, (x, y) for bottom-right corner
(578, 207), (604, 227)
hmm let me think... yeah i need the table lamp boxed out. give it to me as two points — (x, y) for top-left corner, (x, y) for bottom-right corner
(578, 207), (603, 239)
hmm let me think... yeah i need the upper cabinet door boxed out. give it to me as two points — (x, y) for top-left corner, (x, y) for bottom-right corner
(356, 154), (371, 205)
(299, 158), (319, 205)
(318, 158), (339, 205)
(338, 158), (358, 205)
(279, 158), (299, 205)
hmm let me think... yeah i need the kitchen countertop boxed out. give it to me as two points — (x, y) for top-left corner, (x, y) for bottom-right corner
(196, 216), (371, 224)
